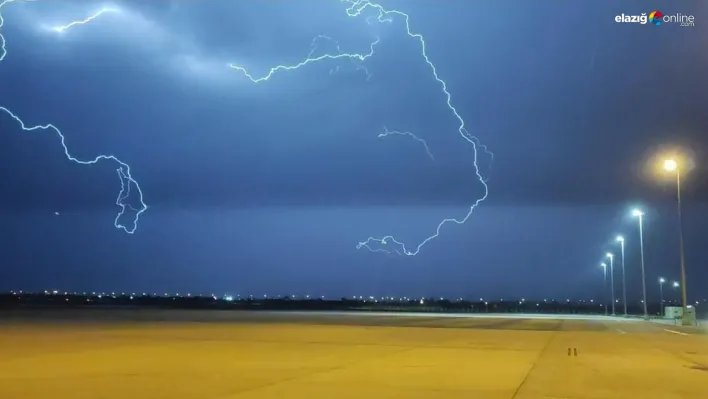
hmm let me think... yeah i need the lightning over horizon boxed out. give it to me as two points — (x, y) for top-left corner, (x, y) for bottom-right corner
(0, 107), (147, 233)
(0, 0), (146, 233)
(1, 0), (491, 253)
(230, 0), (491, 256)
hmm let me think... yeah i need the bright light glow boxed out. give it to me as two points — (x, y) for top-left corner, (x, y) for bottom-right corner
(600, 263), (606, 268)
(632, 209), (644, 217)
(229, 0), (491, 256)
(616, 235), (624, 242)
(606, 252), (613, 259)
(659, 277), (665, 283)
(663, 159), (678, 172)
(673, 281), (680, 288)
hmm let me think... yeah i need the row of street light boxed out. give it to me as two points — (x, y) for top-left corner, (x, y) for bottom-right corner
(598, 158), (692, 325)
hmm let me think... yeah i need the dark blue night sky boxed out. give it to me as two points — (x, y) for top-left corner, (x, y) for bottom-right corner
(0, 0), (706, 302)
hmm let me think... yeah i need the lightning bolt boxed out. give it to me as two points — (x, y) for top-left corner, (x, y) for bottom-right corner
(378, 126), (434, 161)
(0, 107), (147, 233)
(0, 1), (146, 233)
(230, 35), (381, 83)
(308, 34), (372, 80)
(230, 0), (491, 256)
(2, 0), (489, 250)
(50, 6), (119, 33)
(0, 0), (30, 62)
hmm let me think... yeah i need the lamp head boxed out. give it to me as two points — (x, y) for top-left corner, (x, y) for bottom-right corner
(606, 252), (613, 259)
(673, 281), (680, 288)
(600, 263), (606, 268)
(631, 209), (644, 217)
(659, 277), (665, 283)
(663, 159), (678, 172)
(616, 236), (624, 243)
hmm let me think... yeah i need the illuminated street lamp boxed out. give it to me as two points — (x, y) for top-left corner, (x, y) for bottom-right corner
(616, 236), (628, 316)
(663, 158), (690, 326)
(606, 253), (616, 316)
(673, 281), (680, 304)
(600, 263), (608, 316)
(659, 277), (666, 313)
(632, 209), (649, 319)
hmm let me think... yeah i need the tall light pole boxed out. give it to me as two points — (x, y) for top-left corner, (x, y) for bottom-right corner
(616, 236), (627, 316)
(606, 252), (616, 316)
(600, 263), (608, 316)
(632, 209), (649, 320)
(659, 277), (666, 315)
(663, 159), (690, 326)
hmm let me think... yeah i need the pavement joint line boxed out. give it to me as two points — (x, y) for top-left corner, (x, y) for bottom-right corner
(635, 325), (708, 371)
(663, 328), (689, 336)
(212, 343), (422, 398)
(510, 321), (560, 399)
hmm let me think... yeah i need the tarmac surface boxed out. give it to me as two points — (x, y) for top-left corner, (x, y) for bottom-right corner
(1, 309), (707, 398)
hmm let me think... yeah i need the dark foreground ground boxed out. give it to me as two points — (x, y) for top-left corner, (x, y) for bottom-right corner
(1, 309), (707, 398)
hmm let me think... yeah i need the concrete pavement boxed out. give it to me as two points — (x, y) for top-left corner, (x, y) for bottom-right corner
(1, 310), (706, 398)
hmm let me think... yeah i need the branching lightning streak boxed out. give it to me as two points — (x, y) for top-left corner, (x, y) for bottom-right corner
(308, 34), (372, 79)
(0, 0), (30, 62)
(346, 0), (489, 256)
(2, 0), (489, 249)
(378, 126), (434, 160)
(361, 246), (402, 256)
(50, 7), (119, 33)
(229, 36), (380, 83)
(0, 107), (147, 233)
(230, 0), (491, 256)
(0, 1), (146, 233)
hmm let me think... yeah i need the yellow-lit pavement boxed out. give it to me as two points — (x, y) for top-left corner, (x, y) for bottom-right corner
(1, 311), (706, 399)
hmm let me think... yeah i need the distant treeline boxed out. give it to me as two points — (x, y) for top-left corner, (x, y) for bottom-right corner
(0, 292), (676, 316)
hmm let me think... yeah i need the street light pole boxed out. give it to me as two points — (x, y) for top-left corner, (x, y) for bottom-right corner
(601, 263), (608, 316)
(632, 209), (649, 320)
(664, 160), (690, 325)
(664, 164), (691, 325)
(659, 277), (665, 316)
(606, 253), (616, 316)
(616, 236), (627, 316)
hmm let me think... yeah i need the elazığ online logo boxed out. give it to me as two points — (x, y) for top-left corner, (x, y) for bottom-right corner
(615, 10), (695, 27)
(648, 11), (663, 25)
